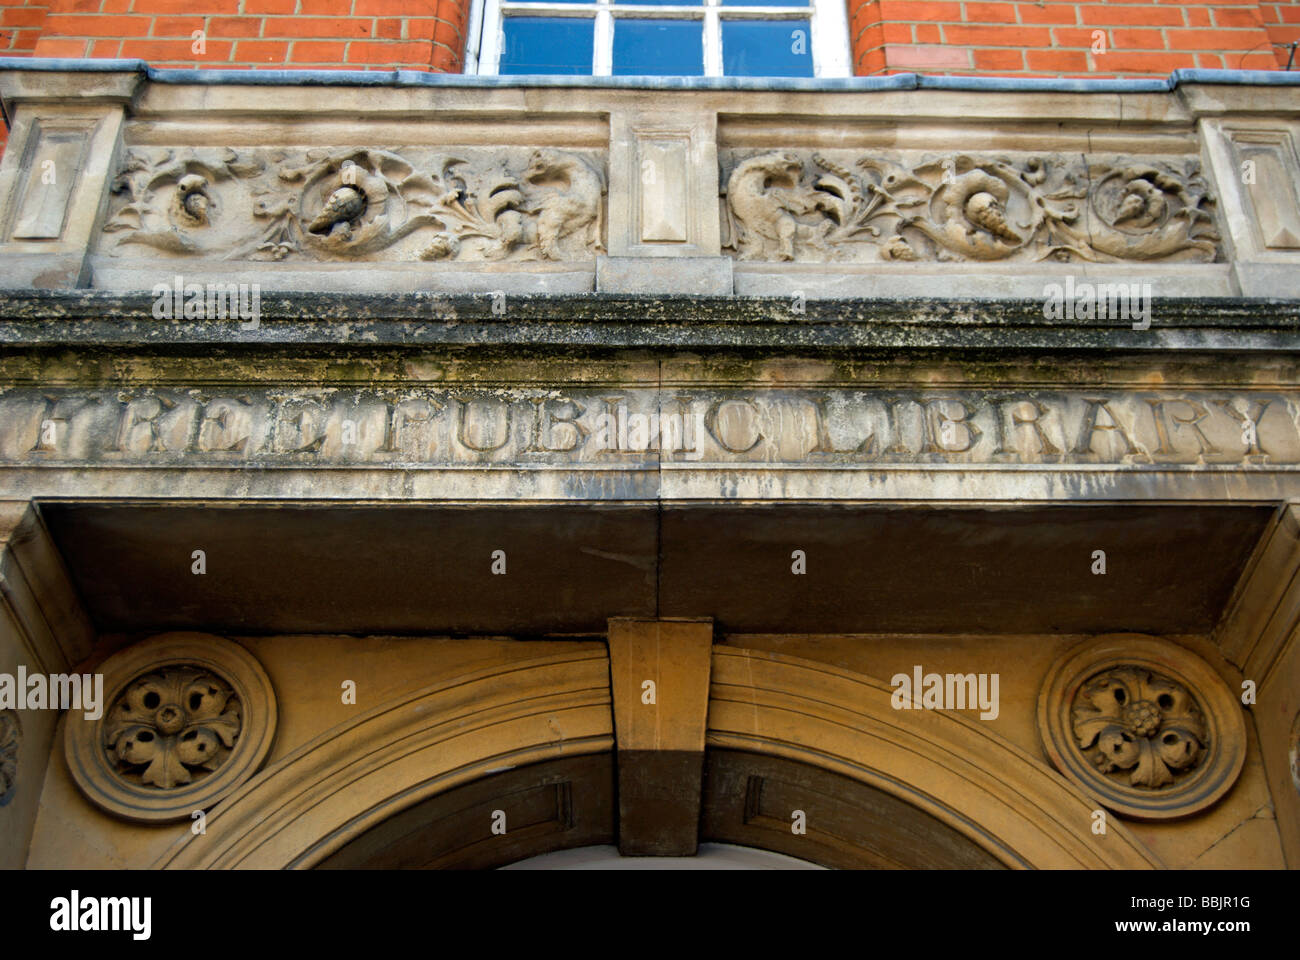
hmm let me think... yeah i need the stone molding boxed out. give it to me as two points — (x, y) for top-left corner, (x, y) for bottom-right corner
(1215, 504), (1300, 687)
(154, 648), (613, 868)
(64, 632), (277, 822)
(707, 647), (1162, 868)
(1037, 635), (1247, 820)
(152, 642), (1161, 869)
(0, 500), (93, 674)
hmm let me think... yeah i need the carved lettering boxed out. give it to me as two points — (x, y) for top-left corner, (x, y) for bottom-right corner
(527, 397), (588, 453)
(0, 386), (1294, 469)
(808, 396), (877, 456)
(114, 396), (178, 454)
(706, 399), (764, 454)
(455, 398), (512, 453)
(1073, 399), (1139, 458)
(379, 398), (440, 457)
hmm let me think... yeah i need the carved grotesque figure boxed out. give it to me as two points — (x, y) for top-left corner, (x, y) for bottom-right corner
(170, 173), (212, 227)
(307, 161), (369, 240)
(1111, 177), (1167, 230)
(726, 152), (835, 261)
(523, 149), (604, 260)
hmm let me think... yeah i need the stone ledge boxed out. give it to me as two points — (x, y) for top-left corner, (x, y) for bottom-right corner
(0, 292), (1296, 354)
(596, 256), (733, 296)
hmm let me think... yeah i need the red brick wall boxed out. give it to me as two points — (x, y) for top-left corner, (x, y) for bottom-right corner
(1260, 0), (1300, 67)
(849, 0), (1286, 76)
(20, 0), (469, 71)
(0, 0), (1294, 85)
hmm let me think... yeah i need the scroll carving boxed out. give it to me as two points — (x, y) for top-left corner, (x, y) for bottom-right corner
(722, 150), (1220, 263)
(102, 147), (606, 263)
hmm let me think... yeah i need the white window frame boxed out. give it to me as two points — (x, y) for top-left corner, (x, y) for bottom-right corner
(472, 0), (850, 79)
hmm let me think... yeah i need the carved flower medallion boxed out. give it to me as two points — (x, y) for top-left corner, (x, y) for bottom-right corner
(104, 667), (242, 790)
(1071, 667), (1207, 789)
(1038, 635), (1245, 819)
(65, 633), (277, 822)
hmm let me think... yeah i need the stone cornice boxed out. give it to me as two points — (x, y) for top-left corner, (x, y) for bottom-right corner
(0, 292), (1298, 355)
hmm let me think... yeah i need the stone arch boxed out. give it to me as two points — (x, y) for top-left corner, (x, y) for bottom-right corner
(156, 644), (1162, 869)
(155, 648), (613, 869)
(705, 647), (1163, 869)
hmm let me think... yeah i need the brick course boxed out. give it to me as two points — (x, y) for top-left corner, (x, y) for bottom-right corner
(847, 0), (1288, 75)
(0, 0), (1291, 98)
(21, 0), (469, 71)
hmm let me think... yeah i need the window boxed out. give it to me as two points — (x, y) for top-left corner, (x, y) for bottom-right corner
(468, 0), (850, 78)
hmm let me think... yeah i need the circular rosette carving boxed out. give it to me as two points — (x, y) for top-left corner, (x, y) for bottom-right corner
(104, 668), (241, 790)
(912, 160), (1042, 260)
(65, 633), (277, 822)
(1038, 635), (1245, 819)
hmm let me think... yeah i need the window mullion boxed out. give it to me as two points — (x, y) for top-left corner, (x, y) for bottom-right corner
(594, 6), (613, 76)
(703, 8), (721, 77)
(479, 0), (504, 74)
(811, 0), (850, 78)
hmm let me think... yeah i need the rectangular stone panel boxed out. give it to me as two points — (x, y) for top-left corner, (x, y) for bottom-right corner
(639, 139), (690, 243)
(2, 385), (1298, 468)
(1230, 130), (1300, 251)
(9, 124), (90, 241)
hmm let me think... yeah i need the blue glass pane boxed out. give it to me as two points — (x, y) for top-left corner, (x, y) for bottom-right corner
(722, 0), (808, 6)
(499, 17), (594, 74)
(617, 0), (702, 6)
(722, 19), (814, 76)
(612, 19), (703, 75)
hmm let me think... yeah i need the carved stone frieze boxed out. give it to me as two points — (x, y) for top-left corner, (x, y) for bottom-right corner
(721, 150), (1221, 264)
(100, 147), (606, 263)
(64, 633), (277, 822)
(1038, 635), (1245, 819)
(0, 710), (18, 807)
